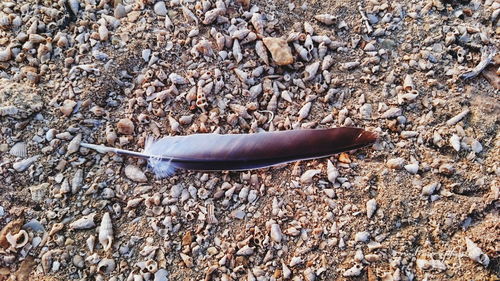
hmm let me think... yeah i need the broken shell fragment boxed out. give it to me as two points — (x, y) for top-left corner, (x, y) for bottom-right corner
(263, 37), (293, 66)
(70, 213), (96, 230)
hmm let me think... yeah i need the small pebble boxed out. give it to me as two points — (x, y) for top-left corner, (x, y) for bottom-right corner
(117, 118), (135, 135)
(60, 99), (76, 116)
(125, 165), (147, 182)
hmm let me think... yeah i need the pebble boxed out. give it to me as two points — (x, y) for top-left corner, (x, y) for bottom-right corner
(386, 158), (405, 169)
(154, 1), (168, 16)
(67, 134), (82, 155)
(404, 163), (419, 174)
(421, 183), (438, 196)
(354, 231), (370, 242)
(359, 103), (372, 119)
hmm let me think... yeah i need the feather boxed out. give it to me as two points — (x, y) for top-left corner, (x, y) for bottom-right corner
(81, 127), (377, 177)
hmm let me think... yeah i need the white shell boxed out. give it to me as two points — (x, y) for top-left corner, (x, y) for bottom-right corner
(70, 213), (96, 230)
(68, 0), (80, 15)
(125, 165), (147, 183)
(366, 199), (377, 218)
(236, 245), (254, 256)
(97, 258), (116, 274)
(343, 264), (362, 277)
(314, 14), (335, 25)
(297, 102), (312, 121)
(465, 237), (489, 266)
(300, 169), (321, 184)
(98, 212), (113, 251)
(326, 160), (338, 184)
(6, 230), (29, 249)
(403, 74), (414, 91)
(449, 134), (461, 151)
(303, 61), (320, 81)
(270, 224), (282, 243)
(10, 142), (27, 158)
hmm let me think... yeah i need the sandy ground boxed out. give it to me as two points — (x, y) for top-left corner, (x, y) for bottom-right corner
(0, 0), (499, 280)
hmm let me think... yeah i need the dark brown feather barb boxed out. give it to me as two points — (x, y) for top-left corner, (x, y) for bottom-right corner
(81, 127), (377, 177)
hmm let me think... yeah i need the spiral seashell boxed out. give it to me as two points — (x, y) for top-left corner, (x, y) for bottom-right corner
(314, 14), (336, 25)
(9, 142), (27, 158)
(97, 258), (116, 274)
(303, 61), (320, 81)
(251, 13), (264, 34)
(98, 212), (113, 251)
(465, 237), (489, 267)
(203, 8), (225, 25)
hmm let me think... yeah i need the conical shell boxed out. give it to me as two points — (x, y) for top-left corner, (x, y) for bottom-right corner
(98, 212), (113, 251)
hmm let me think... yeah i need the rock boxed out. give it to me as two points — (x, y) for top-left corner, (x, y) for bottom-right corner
(124, 165), (147, 182)
(263, 37), (293, 66)
(404, 163), (419, 174)
(117, 118), (135, 135)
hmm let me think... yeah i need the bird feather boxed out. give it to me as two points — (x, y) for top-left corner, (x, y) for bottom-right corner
(81, 127), (377, 178)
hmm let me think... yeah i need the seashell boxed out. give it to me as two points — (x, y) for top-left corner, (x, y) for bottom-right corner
(179, 115), (193, 125)
(168, 116), (180, 132)
(146, 260), (158, 273)
(229, 104), (251, 119)
(293, 43), (311, 61)
(326, 160), (339, 183)
(154, 269), (169, 281)
(446, 109), (469, 126)
(297, 102), (312, 121)
(70, 213), (96, 230)
(465, 237), (489, 267)
(449, 134), (461, 151)
(236, 245), (255, 256)
(169, 73), (188, 84)
(232, 29), (251, 40)
(300, 169), (320, 184)
(270, 224), (282, 243)
(403, 74), (414, 91)
(289, 256), (303, 267)
(380, 107), (402, 119)
(10, 142), (27, 158)
(13, 155), (40, 172)
(71, 169), (83, 193)
(366, 199), (377, 218)
(340, 61), (360, 70)
(41, 249), (61, 273)
(254, 40), (269, 65)
(60, 99), (76, 117)
(0, 47), (12, 62)
(207, 203), (218, 224)
(318, 42), (328, 59)
(233, 39), (242, 63)
(242, 31), (257, 44)
(251, 13), (264, 34)
(314, 14), (336, 25)
(125, 165), (147, 183)
(29, 34), (46, 43)
(97, 258), (116, 274)
(180, 253), (194, 267)
(404, 163), (419, 174)
(203, 8), (225, 25)
(87, 235), (96, 252)
(304, 35), (314, 51)
(0, 13), (10, 30)
(164, 14), (173, 30)
(98, 212), (113, 251)
(193, 39), (214, 57)
(343, 264), (362, 277)
(67, 133), (82, 155)
(416, 259), (446, 271)
(303, 61), (320, 81)
(68, 0), (80, 15)
(6, 230), (29, 250)
(98, 25), (109, 41)
(263, 37), (293, 66)
(182, 6), (198, 24)
(106, 125), (117, 145)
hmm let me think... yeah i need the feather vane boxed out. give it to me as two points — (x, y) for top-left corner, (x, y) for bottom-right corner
(81, 128), (377, 177)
